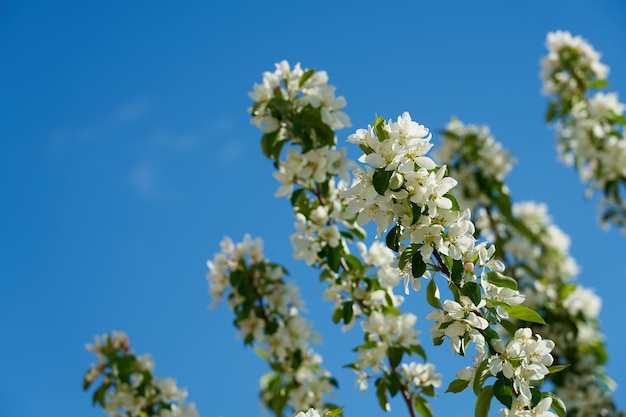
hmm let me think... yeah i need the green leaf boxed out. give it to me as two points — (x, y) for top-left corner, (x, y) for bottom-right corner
(461, 281), (482, 306)
(474, 384), (494, 417)
(386, 372), (401, 397)
(451, 259), (463, 285)
(372, 169), (393, 195)
(321, 245), (341, 272)
(373, 115), (390, 141)
(426, 279), (442, 309)
(493, 378), (513, 408)
(332, 307), (342, 324)
(375, 378), (390, 412)
(411, 203), (422, 225)
(324, 407), (344, 417)
(410, 344), (427, 361)
(542, 392), (567, 417)
(473, 359), (490, 396)
(504, 305), (547, 325)
(445, 378), (470, 393)
(486, 271), (518, 290)
(260, 130), (280, 159)
(399, 245), (415, 270)
(92, 382), (109, 407)
(545, 101), (558, 123)
(342, 301), (354, 325)
(299, 68), (315, 87)
(499, 319), (518, 336)
(421, 385), (435, 397)
(269, 95), (289, 112)
(412, 252), (427, 278)
(613, 114), (626, 125)
(253, 344), (269, 361)
(530, 386), (542, 408)
(482, 327), (500, 355)
(385, 224), (400, 252)
(589, 78), (609, 89)
(342, 254), (363, 272)
(414, 395), (434, 417)
(388, 347), (403, 368)
(82, 374), (94, 391)
(548, 364), (570, 374)
(444, 193), (460, 212)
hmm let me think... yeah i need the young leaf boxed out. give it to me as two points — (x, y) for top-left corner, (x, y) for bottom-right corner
(486, 271), (518, 290)
(332, 307), (342, 324)
(398, 245), (415, 270)
(504, 305), (547, 325)
(474, 384), (494, 417)
(542, 392), (567, 417)
(548, 364), (570, 374)
(499, 319), (518, 336)
(443, 193), (460, 212)
(375, 378), (390, 412)
(324, 406), (345, 417)
(414, 395), (434, 417)
(299, 68), (315, 87)
(473, 359), (490, 396)
(373, 115), (390, 141)
(446, 378), (470, 393)
(261, 130), (280, 159)
(410, 344), (427, 361)
(426, 279), (442, 309)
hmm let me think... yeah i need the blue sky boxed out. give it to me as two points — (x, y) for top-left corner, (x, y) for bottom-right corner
(1, 1), (625, 417)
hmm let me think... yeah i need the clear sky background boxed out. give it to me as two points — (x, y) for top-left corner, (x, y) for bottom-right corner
(1, 2), (625, 417)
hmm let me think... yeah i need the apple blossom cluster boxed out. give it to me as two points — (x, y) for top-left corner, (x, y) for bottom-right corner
(541, 31), (626, 231)
(83, 332), (199, 417)
(249, 60), (351, 131)
(489, 329), (554, 408)
(206, 234), (337, 416)
(245, 61), (568, 417)
(495, 202), (619, 417)
(330, 112), (561, 416)
(343, 113), (479, 266)
(250, 63), (451, 417)
(249, 60), (350, 165)
(436, 119), (515, 212)
(541, 30), (609, 97)
(438, 118), (621, 417)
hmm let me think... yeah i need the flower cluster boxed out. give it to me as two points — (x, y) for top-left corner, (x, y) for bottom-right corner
(273, 147), (353, 198)
(541, 30), (626, 231)
(339, 112), (561, 417)
(541, 30), (609, 96)
(343, 113), (476, 264)
(83, 332), (198, 417)
(439, 117), (621, 417)
(489, 328), (555, 406)
(249, 60), (350, 133)
(249, 62), (447, 416)
(207, 234), (336, 415)
(436, 119), (515, 212)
